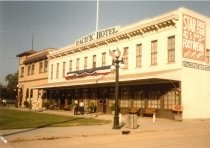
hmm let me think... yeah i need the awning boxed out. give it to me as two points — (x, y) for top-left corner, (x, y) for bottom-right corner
(32, 68), (182, 89)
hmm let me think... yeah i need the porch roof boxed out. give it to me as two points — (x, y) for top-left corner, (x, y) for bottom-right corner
(32, 68), (182, 89)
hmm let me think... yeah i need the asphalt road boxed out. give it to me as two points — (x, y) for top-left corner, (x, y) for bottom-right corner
(3, 124), (210, 148)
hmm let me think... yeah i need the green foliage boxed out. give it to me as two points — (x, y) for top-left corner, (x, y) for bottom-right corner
(88, 102), (96, 112)
(24, 101), (31, 108)
(42, 102), (49, 108)
(0, 84), (8, 99)
(5, 71), (18, 92)
(110, 103), (115, 111)
(0, 71), (18, 100)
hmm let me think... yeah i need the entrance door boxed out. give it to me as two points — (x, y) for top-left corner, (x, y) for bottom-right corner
(99, 99), (107, 113)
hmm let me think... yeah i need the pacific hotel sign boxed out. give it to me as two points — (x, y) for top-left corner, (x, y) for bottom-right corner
(75, 26), (120, 45)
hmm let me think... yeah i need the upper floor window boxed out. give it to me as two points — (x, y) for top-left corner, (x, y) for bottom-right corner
(44, 61), (48, 72)
(62, 62), (66, 78)
(31, 64), (35, 75)
(76, 58), (80, 71)
(39, 61), (44, 73)
(168, 36), (175, 63)
(93, 55), (96, 69)
(136, 44), (142, 67)
(69, 60), (72, 72)
(151, 40), (157, 65)
(84, 57), (88, 70)
(123, 47), (128, 69)
(102, 52), (106, 67)
(27, 65), (30, 76)
(20, 67), (24, 77)
(50, 64), (53, 80)
(56, 63), (59, 79)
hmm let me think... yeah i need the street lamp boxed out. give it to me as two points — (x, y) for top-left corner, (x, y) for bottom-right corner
(111, 49), (124, 129)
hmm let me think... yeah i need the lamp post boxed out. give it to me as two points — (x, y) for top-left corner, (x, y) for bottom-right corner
(111, 50), (124, 129)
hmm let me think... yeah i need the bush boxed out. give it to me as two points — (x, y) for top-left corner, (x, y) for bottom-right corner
(88, 102), (96, 113)
(42, 102), (49, 108)
(110, 103), (115, 111)
(24, 101), (31, 108)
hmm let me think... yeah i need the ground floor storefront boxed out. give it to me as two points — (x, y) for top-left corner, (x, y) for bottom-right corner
(40, 79), (181, 119)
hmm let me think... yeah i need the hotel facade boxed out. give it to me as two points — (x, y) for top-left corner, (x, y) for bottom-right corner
(18, 7), (210, 119)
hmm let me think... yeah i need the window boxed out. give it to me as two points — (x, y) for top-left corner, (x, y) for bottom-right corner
(120, 87), (130, 107)
(31, 64), (35, 75)
(102, 52), (106, 67)
(168, 36), (175, 63)
(69, 60), (72, 72)
(26, 88), (29, 100)
(30, 89), (33, 98)
(44, 61), (48, 72)
(148, 90), (161, 109)
(39, 61), (43, 73)
(206, 49), (210, 64)
(76, 58), (80, 71)
(134, 90), (144, 108)
(62, 62), (66, 78)
(93, 55), (96, 69)
(27, 65), (30, 76)
(123, 47), (128, 69)
(84, 57), (88, 70)
(20, 67), (24, 77)
(56, 63), (59, 79)
(164, 90), (180, 109)
(50, 64), (53, 80)
(136, 44), (142, 67)
(151, 40), (157, 65)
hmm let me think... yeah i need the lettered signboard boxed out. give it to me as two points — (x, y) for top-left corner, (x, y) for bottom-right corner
(182, 14), (206, 61)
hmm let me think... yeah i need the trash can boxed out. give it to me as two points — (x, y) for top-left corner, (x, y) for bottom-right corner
(126, 108), (138, 129)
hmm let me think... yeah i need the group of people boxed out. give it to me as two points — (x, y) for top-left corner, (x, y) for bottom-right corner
(74, 99), (87, 115)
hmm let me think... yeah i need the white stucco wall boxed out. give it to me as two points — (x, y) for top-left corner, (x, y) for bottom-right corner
(182, 67), (210, 119)
(179, 8), (210, 119)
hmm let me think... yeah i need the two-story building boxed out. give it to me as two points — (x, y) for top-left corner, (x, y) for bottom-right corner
(25, 7), (210, 119)
(16, 48), (55, 109)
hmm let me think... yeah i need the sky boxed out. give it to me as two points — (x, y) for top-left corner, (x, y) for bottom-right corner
(0, 0), (210, 85)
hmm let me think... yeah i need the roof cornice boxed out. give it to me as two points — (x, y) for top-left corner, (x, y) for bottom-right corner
(49, 13), (179, 59)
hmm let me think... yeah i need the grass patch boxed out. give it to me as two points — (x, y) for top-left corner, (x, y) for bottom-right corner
(0, 109), (110, 130)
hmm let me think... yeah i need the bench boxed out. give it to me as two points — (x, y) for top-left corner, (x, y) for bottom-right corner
(143, 108), (157, 117)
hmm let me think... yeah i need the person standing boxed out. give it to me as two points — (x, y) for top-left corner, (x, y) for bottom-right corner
(2, 99), (6, 108)
(79, 100), (85, 115)
(74, 99), (79, 115)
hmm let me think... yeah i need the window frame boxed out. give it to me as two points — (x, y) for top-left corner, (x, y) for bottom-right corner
(123, 47), (128, 69)
(92, 55), (96, 69)
(102, 52), (106, 67)
(62, 61), (66, 78)
(56, 63), (59, 79)
(136, 44), (142, 67)
(151, 40), (158, 65)
(168, 36), (175, 63)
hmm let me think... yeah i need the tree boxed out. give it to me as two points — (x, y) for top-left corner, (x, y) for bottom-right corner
(0, 83), (8, 99)
(4, 71), (18, 100)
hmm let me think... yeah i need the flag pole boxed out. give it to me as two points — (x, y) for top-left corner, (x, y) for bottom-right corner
(96, 0), (99, 31)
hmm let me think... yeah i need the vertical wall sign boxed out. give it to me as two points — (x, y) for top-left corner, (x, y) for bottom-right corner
(182, 14), (206, 61)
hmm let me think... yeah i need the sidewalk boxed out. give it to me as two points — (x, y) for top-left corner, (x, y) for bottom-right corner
(1, 108), (210, 143)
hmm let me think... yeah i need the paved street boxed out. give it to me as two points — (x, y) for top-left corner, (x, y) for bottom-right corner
(8, 125), (210, 148)
(1, 110), (210, 148)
